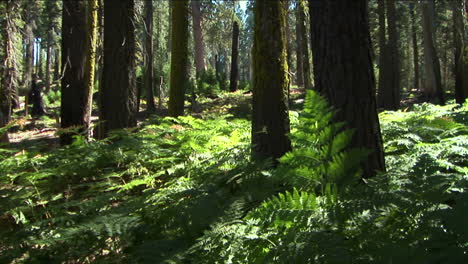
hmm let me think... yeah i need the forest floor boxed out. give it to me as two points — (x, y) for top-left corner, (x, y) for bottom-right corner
(2, 89), (467, 263)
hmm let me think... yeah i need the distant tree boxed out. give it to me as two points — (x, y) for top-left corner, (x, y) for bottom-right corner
(168, 0), (189, 117)
(410, 3), (420, 91)
(252, 0), (291, 162)
(295, 2), (304, 88)
(452, 0), (467, 104)
(99, 0), (137, 137)
(298, 0), (311, 90)
(309, 0), (386, 178)
(44, 0), (60, 93)
(377, 0), (401, 110)
(143, 0), (156, 112)
(22, 1), (37, 116)
(191, 0), (206, 76)
(421, 0), (444, 104)
(229, 20), (239, 92)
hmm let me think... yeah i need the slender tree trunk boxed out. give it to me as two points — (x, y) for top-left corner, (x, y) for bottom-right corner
(53, 48), (60, 83)
(191, 0), (206, 76)
(99, 0), (137, 138)
(23, 2), (35, 116)
(452, 0), (468, 104)
(61, 1), (87, 145)
(410, 3), (420, 91)
(252, 0), (291, 162)
(309, 0), (386, 178)
(144, 0), (156, 111)
(45, 31), (52, 92)
(295, 2), (304, 88)
(421, 0), (444, 104)
(168, 0), (189, 117)
(229, 20), (239, 92)
(298, 0), (311, 90)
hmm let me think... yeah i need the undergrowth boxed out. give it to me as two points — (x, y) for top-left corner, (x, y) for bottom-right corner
(1, 93), (467, 263)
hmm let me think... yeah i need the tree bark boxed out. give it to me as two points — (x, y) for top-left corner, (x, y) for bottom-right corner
(191, 0), (206, 76)
(229, 20), (239, 92)
(295, 4), (304, 88)
(309, 0), (386, 178)
(0, 1), (17, 143)
(23, 2), (36, 116)
(99, 0), (137, 138)
(421, 0), (444, 104)
(144, 0), (156, 111)
(385, 0), (400, 109)
(298, 0), (311, 90)
(410, 3), (420, 91)
(452, 0), (468, 104)
(252, 0), (291, 163)
(168, 0), (189, 117)
(61, 0), (87, 145)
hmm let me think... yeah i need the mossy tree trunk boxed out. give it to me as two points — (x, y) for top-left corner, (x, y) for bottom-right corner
(1, 1), (19, 143)
(309, 0), (386, 178)
(61, 0), (88, 144)
(144, 0), (156, 112)
(252, 0), (291, 163)
(99, 0), (137, 138)
(168, 0), (189, 117)
(229, 20), (239, 92)
(452, 0), (467, 104)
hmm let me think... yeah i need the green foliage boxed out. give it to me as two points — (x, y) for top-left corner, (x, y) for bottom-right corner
(2, 94), (468, 263)
(196, 68), (221, 97)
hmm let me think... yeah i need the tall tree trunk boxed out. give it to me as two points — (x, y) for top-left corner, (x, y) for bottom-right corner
(421, 0), (444, 104)
(53, 48), (60, 83)
(295, 4), (304, 88)
(309, 0), (386, 178)
(45, 31), (52, 92)
(168, 0), (189, 117)
(1, 1), (18, 143)
(144, 0), (156, 111)
(252, 0), (291, 162)
(377, 0), (388, 108)
(191, 0), (206, 76)
(298, 0), (311, 90)
(23, 2), (35, 116)
(452, 0), (468, 104)
(410, 3), (420, 91)
(99, 0), (137, 138)
(61, 1), (87, 145)
(385, 0), (401, 109)
(229, 20), (239, 92)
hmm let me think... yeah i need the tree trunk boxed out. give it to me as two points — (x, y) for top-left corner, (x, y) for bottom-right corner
(144, 0), (156, 111)
(168, 0), (189, 117)
(45, 31), (52, 92)
(309, 0), (386, 178)
(385, 0), (401, 109)
(452, 0), (467, 104)
(229, 20), (239, 92)
(410, 3), (420, 91)
(191, 0), (206, 76)
(23, 2), (35, 116)
(99, 0), (137, 138)
(295, 2), (304, 88)
(298, 0), (311, 90)
(421, 0), (444, 104)
(0, 1), (18, 143)
(61, 0), (87, 145)
(252, 0), (291, 163)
